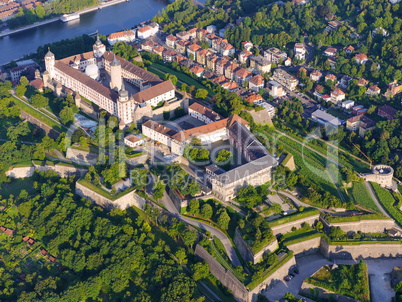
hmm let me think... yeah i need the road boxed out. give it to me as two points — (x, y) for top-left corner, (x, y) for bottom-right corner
(160, 189), (242, 267)
(364, 181), (391, 218)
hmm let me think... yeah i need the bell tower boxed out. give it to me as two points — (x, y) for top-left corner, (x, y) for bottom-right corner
(44, 48), (55, 79)
(93, 33), (106, 58)
(110, 54), (122, 92)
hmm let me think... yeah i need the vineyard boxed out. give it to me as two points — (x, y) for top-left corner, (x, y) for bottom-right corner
(275, 134), (346, 202)
(348, 182), (381, 213)
(371, 183), (402, 226)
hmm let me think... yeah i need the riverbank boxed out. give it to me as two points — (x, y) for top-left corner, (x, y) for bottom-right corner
(0, 0), (129, 39)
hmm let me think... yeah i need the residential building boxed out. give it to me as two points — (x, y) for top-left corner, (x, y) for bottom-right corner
(311, 110), (341, 127)
(249, 55), (272, 74)
(153, 46), (165, 57)
(196, 49), (210, 66)
(249, 75), (265, 92)
(234, 68), (252, 85)
(176, 40), (190, 55)
(222, 81), (239, 92)
(355, 53), (368, 64)
(188, 102), (222, 124)
(166, 35), (178, 49)
(187, 43), (202, 59)
(331, 88), (346, 102)
(344, 45), (355, 54)
(176, 31), (190, 41)
(189, 66), (205, 77)
(142, 120), (177, 148)
(324, 47), (337, 57)
(366, 85), (381, 95)
(272, 69), (299, 91)
(220, 42), (235, 56)
(206, 25), (217, 34)
(216, 58), (230, 75)
(292, 0), (308, 4)
(284, 57), (292, 66)
(294, 43), (306, 60)
(357, 78), (368, 86)
(264, 47), (287, 64)
(206, 55), (219, 72)
(325, 74), (337, 82)
(9, 59), (37, 82)
(260, 102), (276, 118)
(385, 80), (402, 98)
(378, 105), (398, 120)
(297, 67), (308, 78)
(341, 100), (355, 110)
(268, 80), (285, 98)
(137, 23), (159, 39)
(346, 115), (376, 137)
(340, 75), (352, 88)
(242, 41), (253, 51)
(245, 93), (264, 105)
(315, 84), (325, 94)
(238, 50), (253, 65)
(107, 30), (136, 45)
(224, 62), (239, 80)
(310, 70), (322, 82)
(163, 49), (177, 62)
(124, 134), (144, 147)
(141, 40), (157, 52)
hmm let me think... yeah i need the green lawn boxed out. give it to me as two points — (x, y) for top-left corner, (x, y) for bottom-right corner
(267, 208), (320, 227)
(327, 108), (350, 121)
(78, 179), (135, 201)
(371, 182), (402, 226)
(11, 96), (64, 133)
(348, 182), (381, 213)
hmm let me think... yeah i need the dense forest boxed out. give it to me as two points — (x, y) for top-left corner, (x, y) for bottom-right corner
(0, 171), (206, 301)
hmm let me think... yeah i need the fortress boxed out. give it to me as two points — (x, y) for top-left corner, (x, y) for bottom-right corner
(42, 36), (175, 125)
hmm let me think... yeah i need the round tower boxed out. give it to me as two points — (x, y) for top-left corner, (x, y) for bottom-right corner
(93, 34), (106, 58)
(44, 48), (55, 79)
(110, 54), (122, 92)
(117, 84), (133, 125)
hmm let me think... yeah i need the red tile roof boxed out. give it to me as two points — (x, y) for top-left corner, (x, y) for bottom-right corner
(133, 80), (175, 103)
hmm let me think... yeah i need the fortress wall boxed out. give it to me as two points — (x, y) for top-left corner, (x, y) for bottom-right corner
(75, 182), (145, 210)
(321, 217), (398, 233)
(234, 228), (278, 264)
(6, 164), (87, 179)
(20, 110), (60, 139)
(270, 214), (320, 236)
(286, 236), (322, 256)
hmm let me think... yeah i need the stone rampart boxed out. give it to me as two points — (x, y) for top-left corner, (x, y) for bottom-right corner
(6, 164), (87, 179)
(234, 228), (278, 264)
(270, 213), (320, 236)
(319, 239), (402, 259)
(20, 110), (60, 139)
(194, 244), (249, 302)
(286, 236), (322, 256)
(75, 182), (145, 210)
(321, 217), (398, 233)
(300, 282), (356, 302)
(248, 255), (296, 302)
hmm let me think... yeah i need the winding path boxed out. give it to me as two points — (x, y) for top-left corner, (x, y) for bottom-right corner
(161, 190), (242, 267)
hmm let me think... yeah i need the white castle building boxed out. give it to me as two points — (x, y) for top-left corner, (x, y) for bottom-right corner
(43, 35), (175, 125)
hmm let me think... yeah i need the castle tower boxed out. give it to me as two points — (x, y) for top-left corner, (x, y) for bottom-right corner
(93, 33), (106, 58)
(117, 84), (133, 124)
(110, 54), (122, 92)
(45, 48), (55, 79)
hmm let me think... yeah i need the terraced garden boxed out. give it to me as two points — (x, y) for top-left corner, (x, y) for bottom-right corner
(371, 183), (402, 226)
(348, 182), (381, 213)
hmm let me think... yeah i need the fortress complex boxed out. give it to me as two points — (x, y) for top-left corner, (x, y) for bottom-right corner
(43, 36), (175, 125)
(142, 104), (277, 201)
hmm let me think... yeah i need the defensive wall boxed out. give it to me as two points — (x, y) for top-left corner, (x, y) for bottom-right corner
(285, 236), (323, 256)
(75, 181), (146, 210)
(300, 282), (356, 302)
(270, 213), (320, 236)
(20, 110), (60, 139)
(6, 163), (87, 179)
(66, 147), (98, 165)
(234, 228), (279, 264)
(321, 217), (398, 233)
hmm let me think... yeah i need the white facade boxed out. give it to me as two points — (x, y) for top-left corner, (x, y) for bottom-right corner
(108, 30), (136, 46)
(137, 24), (159, 39)
(124, 135), (144, 147)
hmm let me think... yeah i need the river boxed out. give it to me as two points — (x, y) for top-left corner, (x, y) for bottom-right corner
(0, 0), (167, 65)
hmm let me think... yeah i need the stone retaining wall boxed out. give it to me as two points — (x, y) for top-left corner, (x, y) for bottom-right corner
(234, 228), (278, 264)
(7, 164), (87, 179)
(20, 110), (60, 139)
(321, 217), (398, 233)
(286, 236), (322, 256)
(75, 182), (146, 210)
(270, 213), (320, 236)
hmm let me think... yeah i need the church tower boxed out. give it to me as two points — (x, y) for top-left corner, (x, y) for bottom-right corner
(93, 34), (106, 58)
(117, 84), (133, 124)
(110, 54), (122, 92)
(45, 48), (55, 79)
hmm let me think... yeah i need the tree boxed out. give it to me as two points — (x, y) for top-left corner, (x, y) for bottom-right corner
(30, 94), (49, 108)
(182, 228), (197, 247)
(153, 179), (165, 200)
(217, 209), (230, 230)
(15, 85), (27, 97)
(201, 204), (213, 219)
(215, 149), (233, 167)
(6, 121), (30, 140)
(187, 199), (200, 215)
(59, 106), (74, 124)
(131, 169), (148, 190)
(175, 248), (187, 265)
(19, 76), (29, 87)
(191, 261), (209, 281)
(195, 88), (208, 99)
